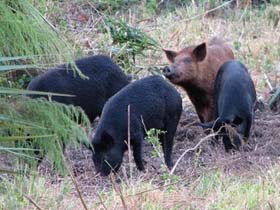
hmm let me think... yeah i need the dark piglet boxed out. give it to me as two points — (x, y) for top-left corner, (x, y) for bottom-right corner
(92, 75), (182, 176)
(200, 60), (256, 151)
(27, 55), (131, 123)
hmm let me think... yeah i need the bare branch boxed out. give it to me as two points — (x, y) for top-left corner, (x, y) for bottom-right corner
(170, 133), (217, 174)
(22, 194), (43, 210)
(110, 174), (129, 210)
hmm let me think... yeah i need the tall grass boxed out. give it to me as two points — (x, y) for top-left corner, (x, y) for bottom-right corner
(1, 166), (279, 209)
(0, 0), (74, 65)
(0, 0), (91, 174)
(0, 96), (90, 171)
(0, 0), (84, 89)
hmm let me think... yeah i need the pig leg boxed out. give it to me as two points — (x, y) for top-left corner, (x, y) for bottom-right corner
(132, 134), (145, 171)
(222, 136), (235, 152)
(161, 117), (180, 169)
(244, 115), (252, 140)
(238, 114), (252, 141)
(220, 126), (235, 152)
(232, 132), (242, 150)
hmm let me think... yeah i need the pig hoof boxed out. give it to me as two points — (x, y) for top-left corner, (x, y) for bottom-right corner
(137, 165), (145, 171)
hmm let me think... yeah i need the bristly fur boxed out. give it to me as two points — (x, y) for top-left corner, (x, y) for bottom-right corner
(163, 37), (234, 123)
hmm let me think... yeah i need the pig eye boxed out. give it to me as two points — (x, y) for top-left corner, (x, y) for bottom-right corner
(183, 58), (192, 63)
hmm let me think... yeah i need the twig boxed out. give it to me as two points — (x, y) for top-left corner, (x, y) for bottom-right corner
(38, 11), (59, 35)
(56, 139), (89, 210)
(93, 166), (217, 207)
(269, 86), (280, 107)
(127, 104), (133, 184)
(0, 168), (21, 175)
(191, 0), (196, 7)
(97, 193), (109, 210)
(264, 72), (273, 91)
(184, 0), (234, 22)
(181, 120), (200, 128)
(110, 174), (129, 210)
(22, 194), (43, 210)
(67, 163), (89, 210)
(86, 1), (106, 17)
(141, 116), (148, 138)
(170, 133), (216, 174)
(238, 1), (249, 23)
(157, 0), (164, 6)
(93, 175), (193, 207)
(127, 175), (191, 198)
(123, 171), (204, 199)
(267, 201), (276, 210)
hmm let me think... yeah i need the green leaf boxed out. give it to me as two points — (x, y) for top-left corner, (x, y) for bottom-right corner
(0, 168), (22, 175)
(0, 87), (75, 97)
(0, 134), (55, 142)
(0, 64), (42, 71)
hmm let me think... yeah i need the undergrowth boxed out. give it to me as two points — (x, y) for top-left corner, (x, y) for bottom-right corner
(1, 166), (279, 209)
(0, 0), (75, 66)
(39, 0), (280, 91)
(0, 96), (90, 173)
(1, 0), (280, 209)
(0, 0), (83, 89)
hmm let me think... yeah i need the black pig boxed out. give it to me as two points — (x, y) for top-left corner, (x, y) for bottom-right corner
(91, 75), (182, 176)
(200, 60), (256, 151)
(27, 55), (130, 123)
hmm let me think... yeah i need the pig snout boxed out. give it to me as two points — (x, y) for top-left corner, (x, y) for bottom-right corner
(162, 66), (171, 75)
(162, 66), (179, 81)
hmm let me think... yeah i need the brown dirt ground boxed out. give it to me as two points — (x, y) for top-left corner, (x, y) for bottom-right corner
(52, 97), (280, 198)
(1, 97), (279, 199)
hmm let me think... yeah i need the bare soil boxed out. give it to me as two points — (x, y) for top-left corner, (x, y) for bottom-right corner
(57, 99), (280, 198)
(43, 2), (280, 197)
(2, 98), (279, 198)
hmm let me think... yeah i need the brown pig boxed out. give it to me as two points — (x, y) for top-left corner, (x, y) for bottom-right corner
(163, 38), (234, 123)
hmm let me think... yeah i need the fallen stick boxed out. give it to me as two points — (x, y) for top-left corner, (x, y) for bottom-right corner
(170, 133), (217, 175)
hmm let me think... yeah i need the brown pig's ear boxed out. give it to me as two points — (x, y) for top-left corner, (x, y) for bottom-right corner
(192, 42), (207, 62)
(163, 49), (177, 63)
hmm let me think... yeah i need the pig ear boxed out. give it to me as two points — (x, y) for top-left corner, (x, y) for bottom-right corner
(93, 131), (114, 150)
(192, 42), (207, 62)
(163, 49), (177, 63)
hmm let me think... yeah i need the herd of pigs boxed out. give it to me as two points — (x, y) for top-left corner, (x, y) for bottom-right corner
(27, 37), (256, 176)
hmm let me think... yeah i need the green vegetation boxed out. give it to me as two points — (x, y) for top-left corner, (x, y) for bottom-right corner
(0, 0), (82, 89)
(0, 0), (90, 175)
(145, 128), (180, 183)
(0, 0), (75, 66)
(96, 168), (279, 209)
(0, 96), (90, 172)
(1, 0), (280, 209)
(104, 16), (159, 75)
(1, 167), (279, 209)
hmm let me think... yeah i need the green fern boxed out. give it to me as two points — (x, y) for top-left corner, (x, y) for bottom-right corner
(0, 96), (91, 174)
(0, 0), (74, 65)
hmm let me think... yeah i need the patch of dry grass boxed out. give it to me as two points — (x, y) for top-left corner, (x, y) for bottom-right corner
(41, 1), (280, 97)
(2, 165), (279, 210)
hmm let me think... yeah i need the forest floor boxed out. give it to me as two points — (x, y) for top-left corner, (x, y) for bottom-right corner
(45, 0), (280, 196)
(42, 102), (280, 197)
(2, 1), (280, 209)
